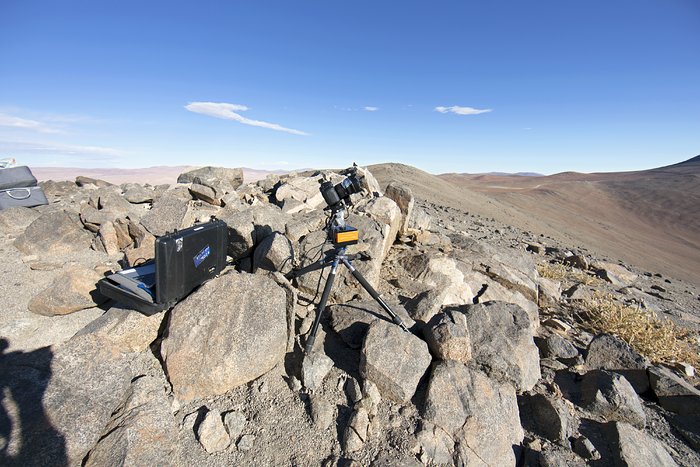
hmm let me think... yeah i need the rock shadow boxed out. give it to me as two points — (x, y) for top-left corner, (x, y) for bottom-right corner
(0, 338), (67, 467)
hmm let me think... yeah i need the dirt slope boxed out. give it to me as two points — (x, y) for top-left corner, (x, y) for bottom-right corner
(371, 157), (700, 286)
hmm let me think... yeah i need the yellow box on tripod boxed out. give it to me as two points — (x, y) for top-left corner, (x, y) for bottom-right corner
(333, 227), (359, 246)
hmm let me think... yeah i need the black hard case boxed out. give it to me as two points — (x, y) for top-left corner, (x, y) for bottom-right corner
(0, 166), (38, 190)
(98, 219), (228, 314)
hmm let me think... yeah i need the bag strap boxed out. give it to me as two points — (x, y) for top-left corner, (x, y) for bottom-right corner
(0, 188), (31, 200)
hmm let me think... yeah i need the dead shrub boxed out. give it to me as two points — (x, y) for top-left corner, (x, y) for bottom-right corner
(577, 292), (700, 367)
(537, 261), (600, 286)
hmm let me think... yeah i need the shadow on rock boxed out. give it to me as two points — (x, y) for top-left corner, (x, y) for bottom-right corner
(0, 338), (67, 467)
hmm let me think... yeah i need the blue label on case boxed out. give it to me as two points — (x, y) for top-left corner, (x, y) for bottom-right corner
(193, 245), (211, 268)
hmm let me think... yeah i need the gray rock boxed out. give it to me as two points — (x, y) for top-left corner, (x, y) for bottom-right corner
(608, 422), (678, 466)
(219, 205), (287, 260)
(580, 370), (646, 429)
(92, 187), (134, 218)
(359, 196), (401, 258)
(84, 375), (178, 466)
(535, 334), (579, 359)
(572, 435), (600, 460)
(11, 309), (162, 465)
(408, 205), (432, 231)
(454, 301), (540, 392)
(162, 272), (288, 402)
(28, 265), (107, 316)
(14, 210), (93, 256)
(219, 207), (255, 259)
(423, 309), (472, 363)
(197, 409), (230, 453)
(329, 299), (415, 349)
(140, 194), (189, 236)
(345, 377), (363, 404)
(76, 175), (112, 187)
(668, 414), (700, 451)
(253, 231), (294, 275)
(648, 366), (700, 414)
(342, 407), (370, 453)
(518, 393), (574, 444)
(274, 175), (324, 209)
(356, 166), (382, 196)
(416, 422), (453, 465)
(384, 182), (414, 235)
(360, 380), (382, 417)
(423, 361), (523, 466)
(0, 206), (41, 235)
(359, 319), (431, 403)
(563, 253), (588, 270)
(189, 182), (222, 206)
(538, 277), (562, 308)
(310, 396), (334, 431)
(404, 287), (450, 324)
(302, 350), (334, 391)
(177, 166), (243, 191)
(223, 411), (247, 440)
(284, 210), (326, 242)
(594, 262), (637, 286)
(123, 184), (154, 204)
(585, 333), (650, 393)
(237, 434), (256, 451)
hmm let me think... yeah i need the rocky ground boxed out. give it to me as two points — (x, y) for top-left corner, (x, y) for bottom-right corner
(0, 165), (699, 466)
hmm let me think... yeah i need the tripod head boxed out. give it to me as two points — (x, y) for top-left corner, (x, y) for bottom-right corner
(325, 202), (358, 247)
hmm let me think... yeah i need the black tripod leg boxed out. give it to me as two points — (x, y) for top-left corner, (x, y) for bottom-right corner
(285, 257), (330, 280)
(304, 259), (339, 353)
(340, 258), (409, 332)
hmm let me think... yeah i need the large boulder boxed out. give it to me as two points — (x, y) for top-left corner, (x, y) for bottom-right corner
(177, 166), (244, 191)
(140, 194), (190, 236)
(423, 309), (472, 363)
(593, 261), (638, 286)
(400, 254), (475, 311)
(329, 299), (415, 350)
(161, 272), (289, 402)
(451, 301), (540, 392)
(585, 333), (650, 393)
(28, 265), (107, 316)
(253, 231), (294, 275)
(359, 320), (431, 403)
(2, 307), (163, 465)
(384, 182), (414, 235)
(0, 206), (41, 236)
(218, 204), (287, 260)
(607, 422), (678, 466)
(14, 210), (93, 256)
(518, 393), (574, 444)
(274, 175), (325, 211)
(359, 196), (401, 258)
(648, 366), (700, 414)
(580, 370), (646, 429)
(423, 361), (523, 466)
(84, 375), (178, 466)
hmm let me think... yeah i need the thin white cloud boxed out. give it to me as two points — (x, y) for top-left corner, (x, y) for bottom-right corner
(434, 105), (492, 116)
(185, 102), (308, 136)
(364, 106), (379, 112)
(0, 140), (121, 156)
(0, 113), (62, 133)
(0, 140), (123, 166)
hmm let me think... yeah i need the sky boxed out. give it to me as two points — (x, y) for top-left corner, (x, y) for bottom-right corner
(0, 1), (698, 175)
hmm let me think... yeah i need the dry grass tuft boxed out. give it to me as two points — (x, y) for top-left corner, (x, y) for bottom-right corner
(537, 261), (601, 286)
(577, 292), (700, 367)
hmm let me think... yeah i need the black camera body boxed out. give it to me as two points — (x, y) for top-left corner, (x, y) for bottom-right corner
(320, 169), (362, 210)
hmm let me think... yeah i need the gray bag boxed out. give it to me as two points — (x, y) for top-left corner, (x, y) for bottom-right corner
(0, 166), (38, 190)
(0, 187), (48, 210)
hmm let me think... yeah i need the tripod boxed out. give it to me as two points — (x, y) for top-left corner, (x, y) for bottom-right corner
(285, 209), (410, 354)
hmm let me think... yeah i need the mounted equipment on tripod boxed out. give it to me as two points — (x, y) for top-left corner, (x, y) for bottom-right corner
(286, 165), (410, 354)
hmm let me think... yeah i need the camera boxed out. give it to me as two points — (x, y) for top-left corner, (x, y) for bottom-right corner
(320, 167), (362, 210)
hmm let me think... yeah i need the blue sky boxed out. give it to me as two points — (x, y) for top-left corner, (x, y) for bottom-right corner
(0, 1), (698, 174)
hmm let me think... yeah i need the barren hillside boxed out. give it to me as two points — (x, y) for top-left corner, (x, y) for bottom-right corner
(371, 158), (700, 286)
